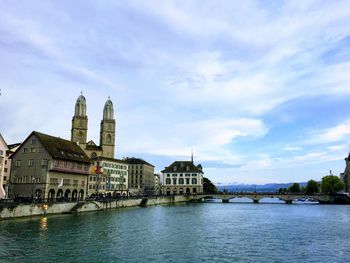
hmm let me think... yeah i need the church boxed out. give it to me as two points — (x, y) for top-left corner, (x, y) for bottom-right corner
(71, 93), (116, 159)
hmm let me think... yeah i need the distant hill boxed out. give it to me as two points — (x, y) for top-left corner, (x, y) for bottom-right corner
(216, 182), (308, 193)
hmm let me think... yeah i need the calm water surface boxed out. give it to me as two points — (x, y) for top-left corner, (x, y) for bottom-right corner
(1, 202), (350, 263)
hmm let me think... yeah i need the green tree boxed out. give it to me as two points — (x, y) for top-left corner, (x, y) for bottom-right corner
(305, 180), (319, 195)
(320, 175), (345, 194)
(288, 183), (301, 193)
(203, 177), (218, 194)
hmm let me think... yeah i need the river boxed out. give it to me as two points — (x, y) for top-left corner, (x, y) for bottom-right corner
(1, 201), (350, 262)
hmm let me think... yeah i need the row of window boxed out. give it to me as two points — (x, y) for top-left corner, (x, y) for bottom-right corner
(16, 176), (41, 183)
(102, 162), (127, 170)
(166, 173), (197, 177)
(53, 160), (89, 171)
(173, 166), (191, 171)
(165, 178), (198, 185)
(15, 159), (48, 167)
(23, 147), (42, 153)
(104, 168), (127, 175)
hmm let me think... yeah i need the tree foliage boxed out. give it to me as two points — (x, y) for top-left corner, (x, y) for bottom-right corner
(320, 175), (345, 194)
(305, 180), (319, 195)
(287, 183), (301, 193)
(203, 177), (218, 194)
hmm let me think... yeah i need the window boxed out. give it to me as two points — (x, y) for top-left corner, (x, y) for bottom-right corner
(31, 139), (36, 145)
(4, 168), (7, 173)
(42, 159), (48, 166)
(172, 174), (177, 177)
(186, 166), (190, 171)
(173, 166), (177, 171)
(4, 160), (7, 165)
(30, 147), (36, 153)
(180, 173), (183, 177)
(186, 178), (190, 185)
(192, 178), (197, 184)
(0, 150), (3, 156)
(23, 148), (28, 153)
(15, 160), (21, 167)
(172, 178), (177, 185)
(185, 173), (190, 177)
(166, 178), (171, 185)
(192, 173), (197, 176)
(28, 159), (35, 167)
(38, 147), (43, 153)
(179, 178), (184, 184)
(167, 174), (170, 177)
(3, 176), (7, 181)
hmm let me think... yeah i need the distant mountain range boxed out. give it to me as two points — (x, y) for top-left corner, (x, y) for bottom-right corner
(216, 182), (309, 193)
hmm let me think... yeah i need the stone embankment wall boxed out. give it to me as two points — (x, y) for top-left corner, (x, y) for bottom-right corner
(0, 195), (192, 220)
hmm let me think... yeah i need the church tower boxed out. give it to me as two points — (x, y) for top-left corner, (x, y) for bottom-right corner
(71, 93), (88, 148)
(100, 97), (116, 158)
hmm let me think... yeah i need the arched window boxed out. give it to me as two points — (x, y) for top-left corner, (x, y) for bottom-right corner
(77, 131), (83, 143)
(106, 134), (112, 144)
(191, 178), (197, 185)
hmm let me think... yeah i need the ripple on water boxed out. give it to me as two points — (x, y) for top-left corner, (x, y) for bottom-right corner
(1, 204), (350, 262)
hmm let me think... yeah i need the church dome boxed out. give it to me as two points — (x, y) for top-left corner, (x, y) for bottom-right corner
(103, 97), (114, 120)
(75, 93), (87, 116)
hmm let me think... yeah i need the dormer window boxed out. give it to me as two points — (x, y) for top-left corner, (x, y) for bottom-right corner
(186, 166), (190, 171)
(173, 166), (177, 171)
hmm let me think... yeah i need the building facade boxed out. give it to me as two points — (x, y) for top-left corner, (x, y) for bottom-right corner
(71, 93), (116, 159)
(3, 143), (21, 198)
(124, 158), (155, 195)
(9, 131), (90, 200)
(154, 173), (161, 195)
(161, 160), (203, 195)
(0, 134), (8, 199)
(88, 156), (128, 197)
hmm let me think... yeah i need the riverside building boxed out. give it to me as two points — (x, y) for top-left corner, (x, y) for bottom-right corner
(124, 157), (155, 195)
(9, 131), (90, 200)
(161, 158), (204, 195)
(0, 134), (20, 199)
(88, 156), (128, 197)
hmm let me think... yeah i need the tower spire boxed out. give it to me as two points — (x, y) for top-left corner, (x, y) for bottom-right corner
(191, 149), (194, 164)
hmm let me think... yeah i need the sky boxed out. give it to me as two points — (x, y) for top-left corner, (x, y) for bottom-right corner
(1, 0), (350, 185)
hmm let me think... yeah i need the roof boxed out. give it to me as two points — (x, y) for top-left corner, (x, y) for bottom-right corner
(161, 161), (203, 173)
(85, 140), (103, 151)
(8, 143), (21, 150)
(123, 157), (154, 167)
(12, 131), (90, 164)
(91, 156), (127, 163)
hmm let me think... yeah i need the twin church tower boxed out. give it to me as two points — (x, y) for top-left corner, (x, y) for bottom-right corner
(71, 93), (116, 159)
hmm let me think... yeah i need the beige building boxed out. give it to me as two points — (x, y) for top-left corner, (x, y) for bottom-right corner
(71, 93), (116, 159)
(88, 156), (128, 197)
(161, 160), (203, 195)
(9, 131), (90, 200)
(154, 174), (161, 195)
(124, 157), (155, 195)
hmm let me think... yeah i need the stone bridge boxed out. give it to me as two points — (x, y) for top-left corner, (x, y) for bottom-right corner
(192, 193), (332, 204)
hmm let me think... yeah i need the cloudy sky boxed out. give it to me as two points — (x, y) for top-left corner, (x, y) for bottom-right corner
(1, 0), (350, 184)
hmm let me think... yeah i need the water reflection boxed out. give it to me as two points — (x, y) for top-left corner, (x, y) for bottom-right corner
(39, 217), (48, 238)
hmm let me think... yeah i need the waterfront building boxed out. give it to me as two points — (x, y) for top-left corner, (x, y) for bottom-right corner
(0, 134), (9, 198)
(9, 131), (90, 200)
(161, 158), (204, 195)
(3, 143), (21, 198)
(342, 153), (350, 192)
(124, 157), (155, 195)
(71, 93), (116, 159)
(154, 173), (161, 195)
(88, 156), (128, 197)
